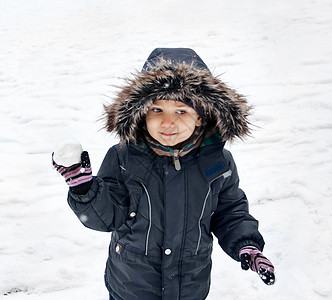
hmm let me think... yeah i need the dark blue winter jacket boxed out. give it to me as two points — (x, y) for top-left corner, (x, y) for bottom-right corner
(68, 136), (264, 300)
(68, 48), (265, 300)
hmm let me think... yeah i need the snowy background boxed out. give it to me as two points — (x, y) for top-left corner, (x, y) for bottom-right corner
(1, 0), (331, 299)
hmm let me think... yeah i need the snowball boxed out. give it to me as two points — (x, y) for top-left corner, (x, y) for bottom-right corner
(53, 140), (83, 167)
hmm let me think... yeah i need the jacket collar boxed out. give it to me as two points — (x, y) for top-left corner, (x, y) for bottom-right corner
(142, 130), (204, 159)
(122, 133), (227, 184)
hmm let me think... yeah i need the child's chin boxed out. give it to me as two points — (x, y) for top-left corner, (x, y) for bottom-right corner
(159, 140), (174, 146)
(158, 137), (181, 146)
(157, 135), (186, 147)
(163, 142), (176, 147)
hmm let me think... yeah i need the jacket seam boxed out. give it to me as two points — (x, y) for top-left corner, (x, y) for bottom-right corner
(195, 170), (232, 255)
(140, 182), (152, 256)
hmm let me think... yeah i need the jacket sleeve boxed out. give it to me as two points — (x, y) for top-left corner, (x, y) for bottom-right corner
(67, 145), (129, 232)
(210, 149), (265, 261)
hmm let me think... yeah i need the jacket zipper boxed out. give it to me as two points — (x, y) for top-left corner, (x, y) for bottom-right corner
(140, 182), (152, 256)
(173, 156), (181, 171)
(195, 170), (232, 255)
(172, 149), (183, 171)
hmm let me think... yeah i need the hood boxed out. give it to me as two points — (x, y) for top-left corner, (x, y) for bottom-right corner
(104, 48), (252, 144)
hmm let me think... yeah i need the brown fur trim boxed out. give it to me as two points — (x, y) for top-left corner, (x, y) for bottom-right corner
(103, 60), (252, 144)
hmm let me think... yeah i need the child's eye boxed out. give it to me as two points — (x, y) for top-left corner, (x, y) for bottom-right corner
(176, 110), (187, 115)
(151, 108), (162, 113)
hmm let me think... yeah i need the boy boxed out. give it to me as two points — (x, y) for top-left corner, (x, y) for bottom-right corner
(53, 48), (275, 300)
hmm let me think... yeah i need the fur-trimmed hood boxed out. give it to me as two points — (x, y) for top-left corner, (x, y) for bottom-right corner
(104, 48), (252, 144)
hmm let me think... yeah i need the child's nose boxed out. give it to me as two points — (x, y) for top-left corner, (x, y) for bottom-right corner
(161, 116), (175, 128)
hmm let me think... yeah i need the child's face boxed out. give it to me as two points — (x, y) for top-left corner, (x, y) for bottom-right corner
(146, 100), (202, 147)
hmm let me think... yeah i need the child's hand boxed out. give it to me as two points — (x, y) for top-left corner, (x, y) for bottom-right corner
(239, 246), (275, 285)
(52, 151), (92, 188)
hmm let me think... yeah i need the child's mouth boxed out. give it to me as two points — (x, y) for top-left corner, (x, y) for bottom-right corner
(160, 132), (177, 137)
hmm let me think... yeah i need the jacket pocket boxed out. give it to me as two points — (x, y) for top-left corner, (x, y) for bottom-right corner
(106, 238), (162, 300)
(180, 249), (212, 299)
(111, 242), (138, 263)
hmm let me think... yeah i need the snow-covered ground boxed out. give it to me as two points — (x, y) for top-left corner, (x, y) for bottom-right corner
(1, 0), (331, 299)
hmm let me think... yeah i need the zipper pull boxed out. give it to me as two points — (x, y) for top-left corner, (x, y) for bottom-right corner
(173, 156), (181, 171)
(171, 149), (182, 171)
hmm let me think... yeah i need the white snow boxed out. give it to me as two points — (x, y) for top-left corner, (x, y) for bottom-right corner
(1, 0), (331, 299)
